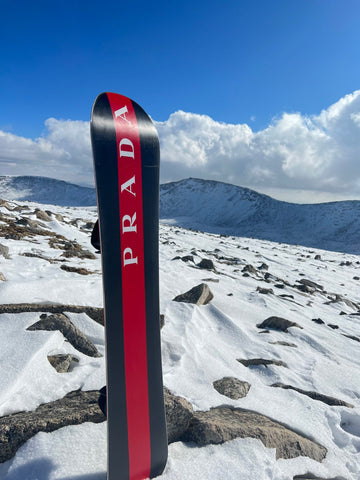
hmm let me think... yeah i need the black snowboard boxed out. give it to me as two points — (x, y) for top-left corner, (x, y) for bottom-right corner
(90, 92), (167, 480)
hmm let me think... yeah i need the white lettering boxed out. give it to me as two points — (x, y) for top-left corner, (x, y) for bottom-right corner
(123, 247), (138, 266)
(121, 176), (136, 196)
(122, 213), (137, 233)
(119, 138), (135, 159)
(115, 105), (130, 124)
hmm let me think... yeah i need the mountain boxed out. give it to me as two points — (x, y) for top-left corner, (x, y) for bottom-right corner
(1, 176), (360, 254)
(160, 178), (360, 255)
(0, 176), (96, 207)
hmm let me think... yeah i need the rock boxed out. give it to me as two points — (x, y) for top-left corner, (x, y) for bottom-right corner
(328, 324), (339, 330)
(60, 265), (94, 275)
(181, 406), (327, 461)
(35, 209), (52, 222)
(258, 263), (269, 271)
(55, 213), (64, 222)
(242, 264), (258, 275)
(61, 241), (96, 260)
(314, 254), (322, 260)
(256, 287), (274, 295)
(293, 474), (346, 480)
(197, 258), (217, 272)
(297, 279), (324, 291)
(181, 255), (195, 263)
(312, 318), (325, 325)
(0, 272), (6, 282)
(27, 313), (102, 357)
(48, 354), (79, 373)
(256, 316), (302, 332)
(15, 217), (43, 230)
(173, 283), (214, 306)
(0, 390), (105, 463)
(238, 358), (288, 368)
(342, 334), (360, 342)
(0, 303), (104, 325)
(164, 387), (194, 443)
(269, 341), (297, 348)
(271, 383), (353, 408)
(0, 243), (10, 259)
(160, 314), (165, 329)
(213, 377), (250, 400)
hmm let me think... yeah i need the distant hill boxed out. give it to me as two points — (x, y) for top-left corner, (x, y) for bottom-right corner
(1, 175), (360, 254)
(160, 178), (360, 255)
(0, 176), (96, 207)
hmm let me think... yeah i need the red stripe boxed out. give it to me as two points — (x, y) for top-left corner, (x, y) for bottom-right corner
(107, 92), (151, 480)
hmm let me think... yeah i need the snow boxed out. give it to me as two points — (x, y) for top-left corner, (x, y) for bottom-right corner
(0, 197), (360, 479)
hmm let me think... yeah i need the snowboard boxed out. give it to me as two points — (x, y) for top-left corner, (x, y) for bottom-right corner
(90, 92), (168, 480)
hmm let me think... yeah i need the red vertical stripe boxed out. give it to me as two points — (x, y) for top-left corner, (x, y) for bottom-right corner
(107, 92), (150, 480)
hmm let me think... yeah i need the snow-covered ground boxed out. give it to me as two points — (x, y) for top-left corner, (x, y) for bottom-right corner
(0, 199), (359, 479)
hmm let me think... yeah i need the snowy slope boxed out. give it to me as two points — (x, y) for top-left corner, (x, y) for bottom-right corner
(160, 178), (360, 255)
(0, 198), (359, 479)
(0, 176), (96, 206)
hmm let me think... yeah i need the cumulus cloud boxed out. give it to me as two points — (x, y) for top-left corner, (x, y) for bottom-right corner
(0, 90), (360, 201)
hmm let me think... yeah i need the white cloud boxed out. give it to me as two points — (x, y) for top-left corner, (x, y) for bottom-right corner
(0, 90), (360, 201)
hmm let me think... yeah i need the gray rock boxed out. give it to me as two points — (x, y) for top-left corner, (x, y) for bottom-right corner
(0, 243), (10, 259)
(164, 387), (194, 443)
(0, 390), (105, 463)
(181, 406), (327, 461)
(257, 316), (303, 332)
(35, 209), (52, 222)
(238, 358), (288, 368)
(271, 383), (353, 408)
(27, 313), (101, 357)
(269, 341), (297, 348)
(213, 377), (251, 400)
(256, 287), (274, 295)
(0, 303), (104, 325)
(47, 354), (79, 373)
(173, 283), (214, 306)
(297, 279), (324, 291)
(242, 264), (258, 275)
(0, 272), (6, 282)
(293, 474), (346, 480)
(197, 259), (217, 272)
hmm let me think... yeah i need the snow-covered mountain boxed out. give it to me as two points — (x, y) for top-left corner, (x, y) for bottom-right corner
(0, 176), (96, 207)
(1, 176), (360, 254)
(160, 178), (360, 255)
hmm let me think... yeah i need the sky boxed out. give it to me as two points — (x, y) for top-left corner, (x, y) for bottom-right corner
(0, 0), (360, 203)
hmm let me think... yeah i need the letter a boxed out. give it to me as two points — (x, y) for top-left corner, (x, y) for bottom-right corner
(123, 248), (138, 266)
(121, 176), (136, 196)
(115, 106), (131, 124)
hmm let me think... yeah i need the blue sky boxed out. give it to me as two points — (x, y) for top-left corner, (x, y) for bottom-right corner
(1, 0), (360, 202)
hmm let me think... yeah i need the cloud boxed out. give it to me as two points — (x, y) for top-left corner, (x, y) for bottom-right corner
(0, 90), (360, 201)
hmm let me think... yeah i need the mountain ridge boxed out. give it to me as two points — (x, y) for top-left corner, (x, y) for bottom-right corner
(1, 175), (359, 254)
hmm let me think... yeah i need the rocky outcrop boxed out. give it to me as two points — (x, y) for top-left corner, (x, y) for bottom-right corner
(0, 303), (104, 325)
(164, 388), (194, 443)
(27, 313), (101, 357)
(238, 358), (288, 368)
(173, 283), (214, 306)
(0, 390), (105, 463)
(257, 316), (303, 332)
(181, 406), (327, 461)
(271, 383), (354, 408)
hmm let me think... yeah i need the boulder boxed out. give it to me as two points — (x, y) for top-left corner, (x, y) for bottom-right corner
(213, 377), (250, 400)
(173, 283), (214, 306)
(47, 354), (79, 373)
(27, 313), (101, 357)
(257, 316), (302, 332)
